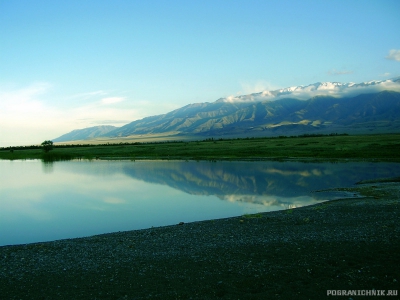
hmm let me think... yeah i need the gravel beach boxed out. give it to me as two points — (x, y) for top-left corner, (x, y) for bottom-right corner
(1, 180), (399, 299)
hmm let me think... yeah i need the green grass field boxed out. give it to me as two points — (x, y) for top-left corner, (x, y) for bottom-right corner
(1, 133), (400, 162)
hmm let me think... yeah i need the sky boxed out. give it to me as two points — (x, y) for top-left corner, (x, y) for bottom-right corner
(1, 0), (399, 147)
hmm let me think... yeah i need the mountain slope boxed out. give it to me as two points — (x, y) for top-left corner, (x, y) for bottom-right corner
(53, 125), (117, 142)
(105, 101), (251, 137)
(105, 91), (400, 137)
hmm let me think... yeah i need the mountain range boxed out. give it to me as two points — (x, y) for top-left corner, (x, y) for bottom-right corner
(53, 77), (400, 142)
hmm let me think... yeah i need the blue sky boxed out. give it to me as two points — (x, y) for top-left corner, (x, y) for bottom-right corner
(1, 0), (399, 146)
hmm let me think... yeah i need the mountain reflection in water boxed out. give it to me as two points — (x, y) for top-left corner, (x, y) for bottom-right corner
(1, 160), (399, 246)
(121, 160), (399, 207)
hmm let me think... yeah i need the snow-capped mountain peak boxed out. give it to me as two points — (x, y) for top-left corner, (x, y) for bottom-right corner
(217, 77), (400, 103)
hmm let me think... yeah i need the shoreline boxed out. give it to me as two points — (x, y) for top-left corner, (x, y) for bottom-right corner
(3, 156), (400, 164)
(1, 180), (399, 299)
(2, 133), (400, 162)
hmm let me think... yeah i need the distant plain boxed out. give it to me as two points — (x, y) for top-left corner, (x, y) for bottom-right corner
(1, 133), (399, 162)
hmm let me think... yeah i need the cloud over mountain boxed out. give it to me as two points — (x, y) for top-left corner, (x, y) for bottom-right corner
(216, 77), (400, 103)
(386, 49), (400, 62)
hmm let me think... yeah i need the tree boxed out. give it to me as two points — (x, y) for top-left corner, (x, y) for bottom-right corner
(41, 140), (54, 153)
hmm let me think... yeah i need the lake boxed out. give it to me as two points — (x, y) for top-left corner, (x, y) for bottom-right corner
(1, 159), (399, 246)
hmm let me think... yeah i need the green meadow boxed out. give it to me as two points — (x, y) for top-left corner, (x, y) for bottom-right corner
(1, 133), (399, 162)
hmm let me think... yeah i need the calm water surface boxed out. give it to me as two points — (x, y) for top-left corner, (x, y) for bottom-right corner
(1, 160), (399, 246)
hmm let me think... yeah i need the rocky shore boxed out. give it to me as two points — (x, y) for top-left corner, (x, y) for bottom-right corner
(1, 180), (399, 299)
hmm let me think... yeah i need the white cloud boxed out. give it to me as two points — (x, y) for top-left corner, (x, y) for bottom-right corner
(278, 79), (400, 101)
(70, 103), (137, 127)
(239, 80), (280, 95)
(0, 82), (58, 126)
(0, 82), (50, 107)
(218, 81), (282, 102)
(69, 90), (107, 100)
(0, 82), (65, 146)
(327, 69), (353, 75)
(101, 97), (126, 105)
(386, 49), (400, 61)
(379, 72), (391, 77)
(0, 83), (139, 147)
(103, 197), (126, 204)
